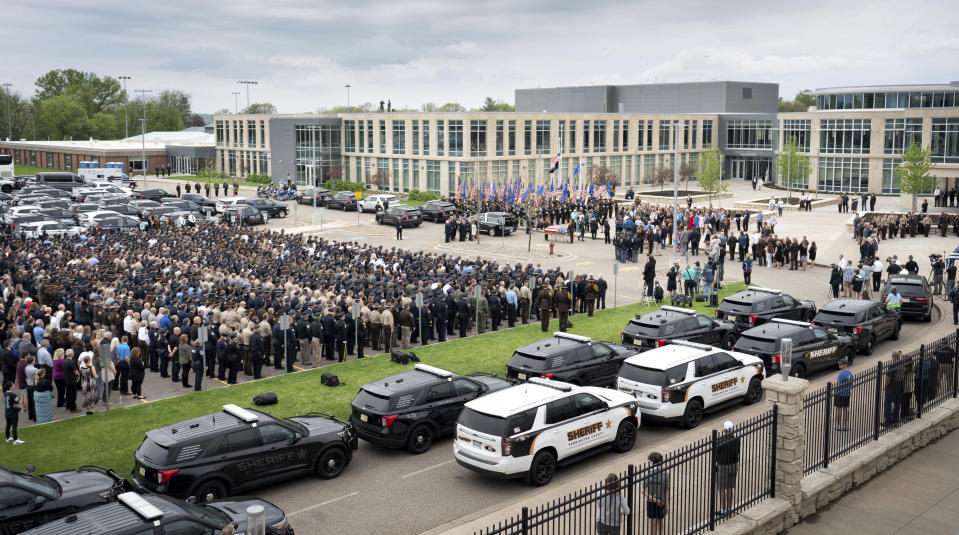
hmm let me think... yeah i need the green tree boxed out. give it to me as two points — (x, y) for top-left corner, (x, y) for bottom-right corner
(777, 90), (815, 112)
(476, 97), (515, 112)
(420, 102), (439, 112)
(775, 136), (811, 193)
(438, 102), (465, 112)
(896, 141), (936, 211)
(214, 108), (231, 116)
(697, 145), (726, 205)
(157, 90), (192, 125)
(36, 95), (89, 140)
(34, 69), (123, 116)
(89, 112), (119, 139)
(242, 102), (277, 114)
(146, 106), (185, 132)
(679, 162), (696, 191)
(0, 87), (34, 140)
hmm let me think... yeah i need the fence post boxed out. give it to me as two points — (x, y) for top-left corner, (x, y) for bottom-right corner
(823, 382), (832, 469)
(521, 506), (528, 535)
(709, 429), (718, 531)
(953, 329), (958, 399)
(770, 404), (778, 499)
(917, 345), (925, 419)
(626, 464), (636, 535)
(873, 361), (883, 441)
(762, 376), (810, 526)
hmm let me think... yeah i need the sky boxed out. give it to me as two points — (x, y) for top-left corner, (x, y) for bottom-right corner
(6, 0), (959, 114)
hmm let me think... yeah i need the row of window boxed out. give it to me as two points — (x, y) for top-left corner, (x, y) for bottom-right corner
(215, 120), (266, 149)
(817, 91), (959, 111)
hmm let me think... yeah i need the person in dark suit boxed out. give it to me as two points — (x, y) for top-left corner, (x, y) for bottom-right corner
(395, 218), (403, 240)
(226, 333), (240, 384)
(334, 314), (347, 362)
(272, 321), (283, 369)
(321, 309), (336, 361)
(284, 325), (298, 373)
(216, 333), (228, 380)
(249, 327), (264, 379)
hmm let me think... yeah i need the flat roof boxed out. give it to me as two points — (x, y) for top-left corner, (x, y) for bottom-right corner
(810, 83), (959, 95)
(465, 382), (568, 418)
(624, 345), (706, 369)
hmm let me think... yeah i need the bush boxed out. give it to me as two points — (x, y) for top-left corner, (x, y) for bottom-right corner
(407, 190), (443, 202)
(245, 174), (272, 185)
(330, 180), (366, 193)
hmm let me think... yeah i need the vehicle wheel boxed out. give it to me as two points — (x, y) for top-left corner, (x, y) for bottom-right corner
(527, 451), (556, 486)
(682, 399), (703, 429)
(862, 334), (876, 356)
(923, 310), (932, 322)
(406, 425), (434, 454)
(790, 362), (807, 379)
(1, 185), (11, 193)
(415, 222), (421, 228)
(804, 310), (816, 322)
(841, 347), (855, 367)
(744, 377), (763, 405)
(193, 479), (228, 503)
(612, 421), (637, 453)
(279, 210), (287, 218)
(316, 448), (347, 479)
(891, 321), (901, 340)
(721, 332), (737, 350)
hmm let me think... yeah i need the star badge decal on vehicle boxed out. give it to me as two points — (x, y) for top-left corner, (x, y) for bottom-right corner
(605, 420), (612, 429)
(297, 449), (308, 460)
(740, 377), (745, 383)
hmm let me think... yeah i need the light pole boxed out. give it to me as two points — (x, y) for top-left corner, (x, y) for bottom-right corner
(671, 120), (680, 264)
(2, 83), (12, 141)
(237, 80), (258, 110)
(135, 89), (152, 186)
(118, 76), (131, 138)
(232, 92), (240, 114)
(345, 84), (351, 109)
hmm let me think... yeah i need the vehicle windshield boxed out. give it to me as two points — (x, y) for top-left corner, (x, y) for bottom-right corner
(10, 470), (58, 496)
(186, 501), (231, 526)
(888, 284), (925, 297)
(620, 363), (687, 386)
(354, 389), (391, 411)
(459, 408), (511, 436)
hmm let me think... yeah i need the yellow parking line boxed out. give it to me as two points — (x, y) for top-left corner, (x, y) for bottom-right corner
(575, 261), (594, 266)
(621, 266), (640, 271)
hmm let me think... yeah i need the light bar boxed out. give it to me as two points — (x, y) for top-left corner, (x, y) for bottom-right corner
(771, 318), (811, 327)
(414, 363), (453, 378)
(661, 306), (696, 315)
(749, 287), (782, 294)
(668, 339), (714, 350)
(528, 377), (574, 391)
(118, 492), (164, 520)
(222, 404), (259, 423)
(554, 332), (591, 342)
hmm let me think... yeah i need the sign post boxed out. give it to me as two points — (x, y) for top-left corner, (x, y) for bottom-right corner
(355, 190), (362, 228)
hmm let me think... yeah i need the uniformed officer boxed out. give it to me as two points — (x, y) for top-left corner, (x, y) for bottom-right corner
(226, 332), (240, 384)
(335, 314), (347, 362)
(249, 325), (264, 379)
(584, 274), (598, 317)
(554, 284), (572, 332)
(295, 312), (312, 366)
(434, 293), (448, 342)
(456, 294), (470, 338)
(537, 283), (553, 332)
(488, 292), (501, 331)
(309, 312), (323, 366)
(322, 308), (336, 361)
(284, 323), (299, 373)
(216, 331), (228, 380)
(476, 290), (490, 334)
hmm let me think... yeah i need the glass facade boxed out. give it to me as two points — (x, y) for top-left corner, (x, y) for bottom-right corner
(412, 120), (419, 155)
(344, 120), (356, 152)
(593, 120), (605, 152)
(422, 121), (430, 156)
(449, 120), (463, 157)
(931, 118), (959, 164)
(470, 120), (486, 157)
(437, 121), (445, 156)
(496, 120), (504, 156)
(392, 120), (405, 154)
(817, 157), (869, 193)
(524, 120), (532, 156)
(782, 119), (811, 152)
(819, 119), (871, 154)
(883, 118), (922, 154)
(725, 119), (773, 149)
(536, 120), (550, 155)
(817, 90), (959, 110)
(882, 158), (900, 194)
(659, 121), (671, 150)
(294, 124), (342, 186)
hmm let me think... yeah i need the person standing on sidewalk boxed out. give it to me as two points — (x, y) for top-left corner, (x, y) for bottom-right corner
(642, 452), (669, 535)
(716, 421), (740, 515)
(742, 254), (753, 286)
(4, 381), (23, 444)
(595, 472), (630, 535)
(835, 358), (852, 431)
(883, 351), (904, 427)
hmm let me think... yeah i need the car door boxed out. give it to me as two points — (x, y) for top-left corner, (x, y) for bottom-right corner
(255, 423), (309, 479)
(710, 352), (748, 401)
(591, 343), (621, 386)
(0, 484), (49, 533)
(780, 295), (803, 320)
(694, 355), (722, 408)
(559, 392), (612, 455)
(215, 428), (265, 491)
(425, 381), (461, 432)
(807, 328), (839, 372)
(694, 315), (723, 345)
(448, 378), (484, 432)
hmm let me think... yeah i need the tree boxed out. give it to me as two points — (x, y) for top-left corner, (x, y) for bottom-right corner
(36, 95), (89, 140)
(242, 102), (277, 114)
(146, 106), (185, 132)
(679, 162), (697, 191)
(438, 102), (466, 112)
(189, 114), (206, 127)
(34, 69), (123, 116)
(697, 145), (726, 205)
(420, 102), (439, 112)
(214, 108), (231, 116)
(89, 112), (119, 139)
(653, 167), (673, 190)
(157, 90), (192, 125)
(0, 87), (34, 140)
(587, 165), (618, 187)
(776, 136), (811, 194)
(370, 170), (390, 189)
(778, 90), (815, 112)
(325, 163), (343, 182)
(896, 141), (936, 211)
(476, 97), (515, 112)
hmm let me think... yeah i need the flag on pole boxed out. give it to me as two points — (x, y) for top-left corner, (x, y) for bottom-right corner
(560, 183), (568, 202)
(573, 163), (581, 177)
(549, 151), (562, 174)
(605, 182), (613, 197)
(588, 183), (594, 198)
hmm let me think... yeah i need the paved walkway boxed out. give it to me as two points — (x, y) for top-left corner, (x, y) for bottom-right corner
(789, 429), (959, 535)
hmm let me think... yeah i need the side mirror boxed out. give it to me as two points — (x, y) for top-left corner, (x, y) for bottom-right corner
(186, 496), (197, 504)
(26, 465), (35, 474)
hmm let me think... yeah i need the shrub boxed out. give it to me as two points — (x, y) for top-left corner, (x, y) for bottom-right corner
(330, 180), (366, 193)
(245, 174), (272, 185)
(407, 190), (443, 202)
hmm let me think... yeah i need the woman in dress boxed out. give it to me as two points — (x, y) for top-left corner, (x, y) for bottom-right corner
(52, 348), (65, 408)
(79, 354), (99, 415)
(32, 368), (53, 424)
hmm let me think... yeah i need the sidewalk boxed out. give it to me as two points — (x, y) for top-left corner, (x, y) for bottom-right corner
(788, 429), (959, 535)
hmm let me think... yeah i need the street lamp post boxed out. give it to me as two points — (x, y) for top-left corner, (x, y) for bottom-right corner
(237, 80), (258, 110)
(118, 76), (131, 139)
(345, 84), (351, 109)
(2, 83), (12, 140)
(671, 120), (680, 265)
(135, 89), (152, 186)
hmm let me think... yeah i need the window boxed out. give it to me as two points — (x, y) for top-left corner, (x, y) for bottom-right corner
(592, 344), (614, 359)
(725, 119), (773, 150)
(259, 120), (265, 148)
(437, 121), (445, 156)
(220, 429), (260, 452)
(392, 120), (405, 154)
(569, 120), (576, 154)
(366, 120), (374, 153)
(742, 87), (752, 100)
(819, 119), (871, 154)
(689, 120), (696, 150)
(931, 118), (959, 164)
(65, 154), (72, 171)
(358, 121), (365, 153)
(161, 519), (217, 535)
(412, 120), (420, 155)
(402, 159), (409, 192)
(508, 120), (516, 156)
(884, 118), (922, 154)
(813, 328), (830, 342)
(524, 120), (532, 156)
(447, 120), (464, 157)
(344, 120), (356, 152)
(782, 119), (811, 152)
(781, 295), (795, 307)
(448, 161), (455, 193)
(712, 353), (740, 371)
(570, 393), (606, 415)
(258, 424), (294, 445)
(882, 157), (934, 194)
(452, 378), (482, 397)
(545, 398), (575, 424)
(592, 120), (605, 152)
(536, 120), (550, 155)
(412, 159), (420, 190)
(818, 157), (869, 193)
(470, 120), (486, 157)
(659, 121), (672, 150)
(583, 120), (591, 153)
(215, 121), (224, 146)
(695, 355), (718, 377)
(0, 486), (38, 511)
(426, 160), (440, 192)
(45, 152), (53, 168)
(496, 120), (504, 156)
(623, 120), (629, 151)
(683, 120), (690, 150)
(613, 120), (620, 152)
(427, 382), (453, 401)
(422, 121), (430, 156)
(696, 316), (714, 328)
(492, 160), (508, 183)
(379, 121), (386, 153)
(247, 120), (256, 148)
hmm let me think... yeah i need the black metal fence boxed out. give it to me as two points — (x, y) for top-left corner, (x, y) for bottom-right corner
(474, 408), (777, 535)
(803, 329), (958, 474)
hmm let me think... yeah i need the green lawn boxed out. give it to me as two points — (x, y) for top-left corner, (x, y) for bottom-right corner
(15, 165), (60, 175)
(6, 283), (744, 476)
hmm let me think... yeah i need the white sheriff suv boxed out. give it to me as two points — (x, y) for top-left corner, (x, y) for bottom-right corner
(453, 377), (639, 486)
(616, 340), (765, 429)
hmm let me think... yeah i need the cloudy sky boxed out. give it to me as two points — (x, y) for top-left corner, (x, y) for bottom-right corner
(7, 0), (959, 113)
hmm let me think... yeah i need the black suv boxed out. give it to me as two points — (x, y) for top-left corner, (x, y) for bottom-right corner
(506, 332), (640, 387)
(622, 305), (739, 350)
(476, 212), (518, 235)
(238, 198), (289, 218)
(0, 464), (128, 534)
(181, 193), (219, 214)
(328, 191), (358, 211)
(135, 188), (171, 202)
(419, 200), (457, 222)
(733, 318), (856, 378)
(131, 404), (357, 502)
(813, 298), (902, 355)
(883, 275), (933, 322)
(23, 492), (293, 535)
(375, 205), (422, 227)
(222, 205), (265, 226)
(715, 287), (816, 330)
(350, 364), (514, 454)
(296, 186), (332, 206)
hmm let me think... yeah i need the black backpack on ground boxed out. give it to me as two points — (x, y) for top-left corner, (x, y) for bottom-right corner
(253, 392), (278, 405)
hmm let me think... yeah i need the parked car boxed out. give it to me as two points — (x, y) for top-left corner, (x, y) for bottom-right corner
(419, 200), (457, 222)
(296, 186), (333, 206)
(715, 287), (817, 330)
(812, 298), (902, 354)
(90, 214), (147, 231)
(475, 212), (518, 235)
(328, 191), (359, 211)
(505, 332), (640, 387)
(35, 172), (86, 191)
(32, 208), (77, 225)
(180, 193), (218, 213)
(222, 205), (265, 226)
(238, 197), (289, 218)
(214, 196), (247, 214)
(882, 275), (933, 322)
(621, 305), (739, 350)
(19, 221), (85, 239)
(375, 205), (422, 227)
(358, 194), (398, 213)
(135, 188), (171, 202)
(160, 210), (214, 227)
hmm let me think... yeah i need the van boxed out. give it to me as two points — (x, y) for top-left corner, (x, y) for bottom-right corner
(36, 172), (86, 191)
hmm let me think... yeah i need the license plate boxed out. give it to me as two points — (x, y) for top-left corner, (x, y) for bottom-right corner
(360, 414), (368, 422)
(472, 440), (482, 447)
(728, 315), (736, 322)
(138, 466), (146, 477)
(827, 327), (837, 333)
(518, 373), (526, 380)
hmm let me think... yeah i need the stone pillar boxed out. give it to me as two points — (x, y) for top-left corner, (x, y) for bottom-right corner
(763, 375), (810, 526)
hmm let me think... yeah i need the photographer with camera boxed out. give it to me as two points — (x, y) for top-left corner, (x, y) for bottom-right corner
(930, 254), (945, 295)
(949, 283), (959, 326)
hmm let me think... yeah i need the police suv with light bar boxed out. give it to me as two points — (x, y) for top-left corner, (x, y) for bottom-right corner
(505, 332), (640, 387)
(715, 287), (816, 330)
(622, 305), (740, 350)
(453, 377), (639, 486)
(131, 404), (357, 502)
(616, 340), (765, 428)
(733, 318), (856, 379)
